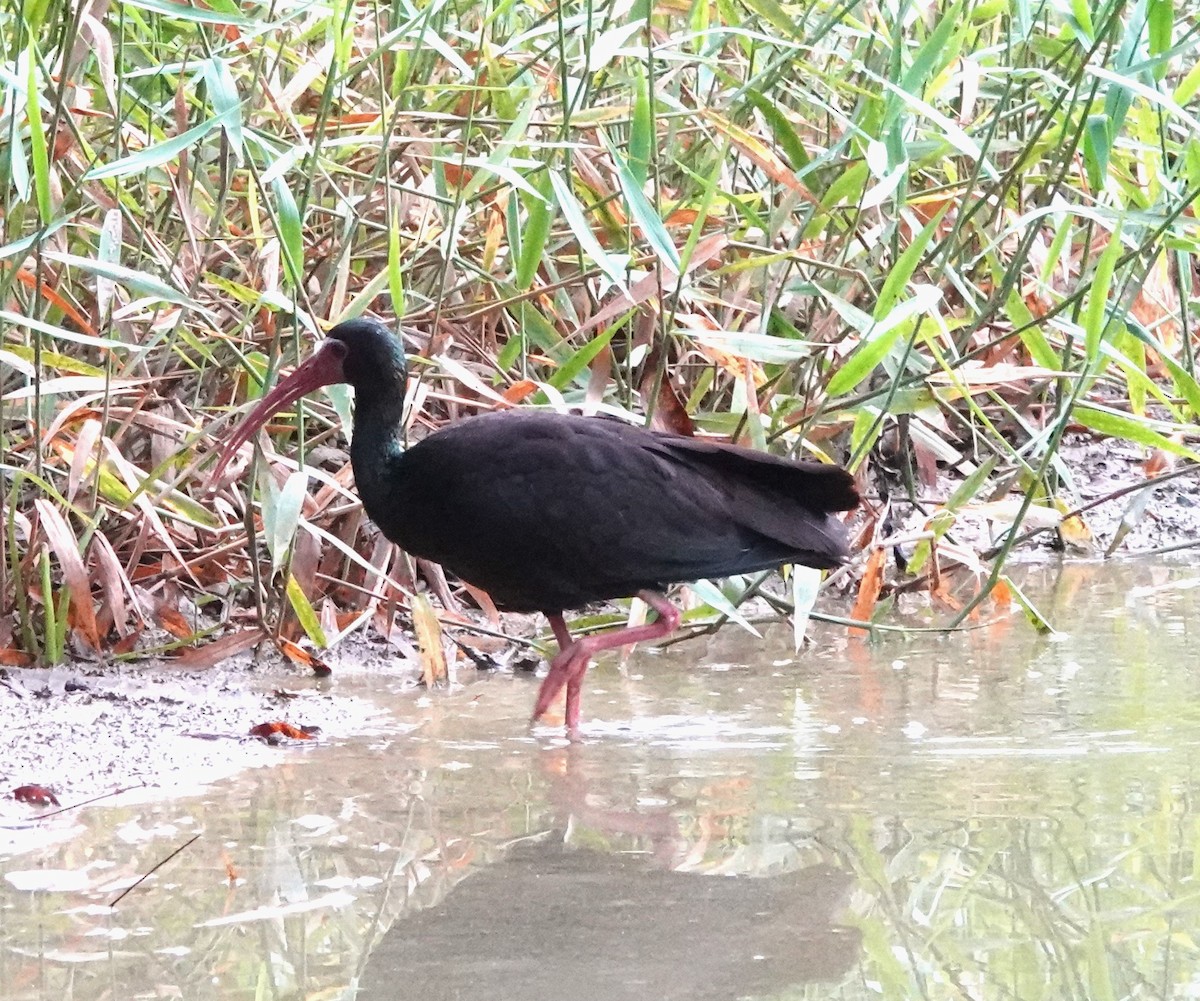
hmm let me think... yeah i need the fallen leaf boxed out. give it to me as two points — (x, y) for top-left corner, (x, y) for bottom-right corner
(248, 721), (318, 741)
(276, 637), (332, 676)
(170, 628), (264, 671)
(13, 785), (59, 807)
(851, 546), (886, 633)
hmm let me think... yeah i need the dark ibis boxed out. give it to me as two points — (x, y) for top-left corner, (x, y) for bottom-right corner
(213, 318), (859, 731)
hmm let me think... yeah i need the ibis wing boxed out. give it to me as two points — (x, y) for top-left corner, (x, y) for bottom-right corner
(386, 412), (852, 611)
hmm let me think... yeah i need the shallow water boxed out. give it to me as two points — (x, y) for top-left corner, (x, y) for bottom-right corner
(3, 561), (1200, 1000)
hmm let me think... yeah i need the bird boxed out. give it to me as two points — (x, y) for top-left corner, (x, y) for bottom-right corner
(212, 317), (859, 732)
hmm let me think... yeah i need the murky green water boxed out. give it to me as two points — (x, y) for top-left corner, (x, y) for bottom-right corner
(4, 561), (1200, 1000)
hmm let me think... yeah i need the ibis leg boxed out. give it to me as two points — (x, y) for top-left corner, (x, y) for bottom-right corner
(547, 613), (574, 651)
(532, 591), (682, 731)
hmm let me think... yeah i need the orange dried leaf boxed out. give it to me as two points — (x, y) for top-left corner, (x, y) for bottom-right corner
(664, 208), (701, 228)
(13, 268), (97, 337)
(930, 581), (962, 612)
(324, 112), (381, 127)
(276, 637), (332, 676)
(460, 582), (501, 627)
(1144, 443), (1179, 477)
(248, 721), (316, 741)
(501, 380), (538, 404)
(153, 603), (193, 640)
(850, 546), (886, 633)
(442, 162), (473, 188)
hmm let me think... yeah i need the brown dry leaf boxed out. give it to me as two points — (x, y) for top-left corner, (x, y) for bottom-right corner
(639, 352), (695, 437)
(441, 162), (474, 188)
(89, 532), (135, 637)
(112, 629), (143, 656)
(412, 592), (446, 686)
(334, 609), (369, 631)
(702, 110), (818, 203)
(139, 590), (194, 639)
(0, 649), (35, 666)
(991, 577), (1013, 609)
(277, 637), (332, 677)
(572, 148), (626, 227)
(851, 546), (886, 633)
(585, 341), (614, 412)
(460, 582), (501, 627)
(33, 499), (101, 651)
(574, 276), (658, 342)
(909, 192), (961, 235)
(277, 42), (336, 111)
(170, 628), (264, 671)
(685, 232), (731, 273)
(1144, 439), (1179, 477)
(930, 578), (963, 612)
(913, 437), (939, 489)
(322, 112), (380, 127)
(664, 207), (701, 228)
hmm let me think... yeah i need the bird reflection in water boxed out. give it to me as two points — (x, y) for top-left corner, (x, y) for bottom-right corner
(359, 746), (861, 1001)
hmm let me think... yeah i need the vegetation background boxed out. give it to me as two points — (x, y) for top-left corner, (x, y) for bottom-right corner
(0, 0), (1196, 666)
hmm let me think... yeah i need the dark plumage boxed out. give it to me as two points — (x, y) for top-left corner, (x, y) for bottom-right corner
(213, 318), (859, 731)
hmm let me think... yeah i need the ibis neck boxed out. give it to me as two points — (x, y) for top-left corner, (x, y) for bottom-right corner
(347, 393), (407, 521)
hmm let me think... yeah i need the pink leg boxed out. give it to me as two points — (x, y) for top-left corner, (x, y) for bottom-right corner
(532, 591), (682, 731)
(547, 613), (573, 651)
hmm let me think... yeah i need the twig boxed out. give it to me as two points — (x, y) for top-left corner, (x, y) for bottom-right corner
(980, 463), (1200, 560)
(1122, 537), (1200, 559)
(31, 784), (148, 821)
(110, 834), (201, 908)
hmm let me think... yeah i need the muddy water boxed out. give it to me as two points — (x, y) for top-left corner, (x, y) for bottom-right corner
(3, 561), (1200, 1001)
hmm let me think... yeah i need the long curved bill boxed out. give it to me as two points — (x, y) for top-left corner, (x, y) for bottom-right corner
(211, 339), (347, 482)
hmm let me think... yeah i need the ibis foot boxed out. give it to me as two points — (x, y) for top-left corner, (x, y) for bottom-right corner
(531, 592), (682, 731)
